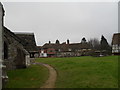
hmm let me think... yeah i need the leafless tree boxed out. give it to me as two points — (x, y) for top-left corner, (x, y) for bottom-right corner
(88, 38), (100, 50)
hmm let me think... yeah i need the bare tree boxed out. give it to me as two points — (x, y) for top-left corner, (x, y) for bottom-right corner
(88, 38), (100, 50)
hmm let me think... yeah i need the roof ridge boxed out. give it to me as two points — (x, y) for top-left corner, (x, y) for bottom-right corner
(14, 32), (34, 35)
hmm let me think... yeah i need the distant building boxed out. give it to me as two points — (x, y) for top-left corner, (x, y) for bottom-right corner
(38, 40), (92, 57)
(37, 46), (47, 57)
(112, 33), (120, 55)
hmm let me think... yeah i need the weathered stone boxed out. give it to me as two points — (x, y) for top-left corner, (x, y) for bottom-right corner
(0, 2), (3, 89)
(4, 27), (30, 70)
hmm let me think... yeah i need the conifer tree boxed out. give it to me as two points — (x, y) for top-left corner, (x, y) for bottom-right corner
(56, 39), (60, 44)
(100, 35), (109, 50)
(100, 35), (111, 55)
(81, 37), (87, 43)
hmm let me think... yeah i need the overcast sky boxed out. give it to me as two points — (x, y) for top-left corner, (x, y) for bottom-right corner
(3, 2), (118, 46)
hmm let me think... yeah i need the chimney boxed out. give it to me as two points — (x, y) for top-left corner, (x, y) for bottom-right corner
(49, 41), (51, 44)
(67, 39), (69, 44)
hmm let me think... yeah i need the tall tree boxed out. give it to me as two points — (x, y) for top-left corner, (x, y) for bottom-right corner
(100, 35), (109, 50)
(100, 35), (112, 55)
(81, 37), (87, 43)
(88, 38), (100, 50)
(56, 39), (60, 44)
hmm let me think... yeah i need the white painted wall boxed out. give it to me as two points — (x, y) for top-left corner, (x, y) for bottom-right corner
(40, 53), (47, 57)
(25, 55), (30, 66)
(40, 50), (47, 57)
(112, 44), (120, 53)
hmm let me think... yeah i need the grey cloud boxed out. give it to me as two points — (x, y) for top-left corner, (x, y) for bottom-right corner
(3, 2), (118, 46)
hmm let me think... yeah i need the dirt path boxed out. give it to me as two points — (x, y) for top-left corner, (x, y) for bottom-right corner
(33, 62), (57, 88)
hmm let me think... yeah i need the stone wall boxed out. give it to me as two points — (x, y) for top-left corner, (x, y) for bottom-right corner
(4, 28), (30, 70)
(0, 2), (3, 89)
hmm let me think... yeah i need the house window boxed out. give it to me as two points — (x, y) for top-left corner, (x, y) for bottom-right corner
(50, 50), (53, 52)
(112, 45), (115, 49)
(115, 50), (119, 53)
(58, 49), (61, 52)
(112, 44), (119, 51)
(82, 49), (87, 51)
(68, 48), (71, 51)
(41, 50), (44, 53)
(116, 46), (118, 49)
(88, 49), (91, 51)
(118, 45), (120, 50)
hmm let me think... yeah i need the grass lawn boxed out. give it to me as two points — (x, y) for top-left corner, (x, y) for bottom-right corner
(36, 56), (118, 88)
(5, 65), (49, 88)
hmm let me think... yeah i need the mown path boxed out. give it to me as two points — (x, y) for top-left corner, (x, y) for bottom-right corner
(33, 62), (57, 88)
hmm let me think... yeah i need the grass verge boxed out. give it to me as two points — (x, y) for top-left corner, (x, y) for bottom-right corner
(36, 56), (118, 88)
(5, 65), (49, 88)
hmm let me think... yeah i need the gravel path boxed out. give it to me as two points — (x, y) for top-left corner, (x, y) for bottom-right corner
(33, 62), (57, 88)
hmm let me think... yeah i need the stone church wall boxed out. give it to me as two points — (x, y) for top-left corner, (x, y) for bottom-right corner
(0, 2), (3, 89)
(4, 29), (30, 70)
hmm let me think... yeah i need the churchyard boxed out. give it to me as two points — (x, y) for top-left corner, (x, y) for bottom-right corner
(5, 56), (118, 88)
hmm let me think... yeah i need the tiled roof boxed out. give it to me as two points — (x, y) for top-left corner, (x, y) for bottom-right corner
(14, 32), (38, 52)
(4, 26), (38, 52)
(112, 33), (120, 45)
(41, 42), (90, 52)
(4, 27), (23, 44)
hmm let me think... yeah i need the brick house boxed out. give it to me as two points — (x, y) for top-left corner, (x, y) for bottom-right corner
(38, 39), (92, 57)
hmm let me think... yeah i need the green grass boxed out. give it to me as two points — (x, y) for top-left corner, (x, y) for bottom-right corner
(5, 65), (49, 88)
(36, 56), (118, 88)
